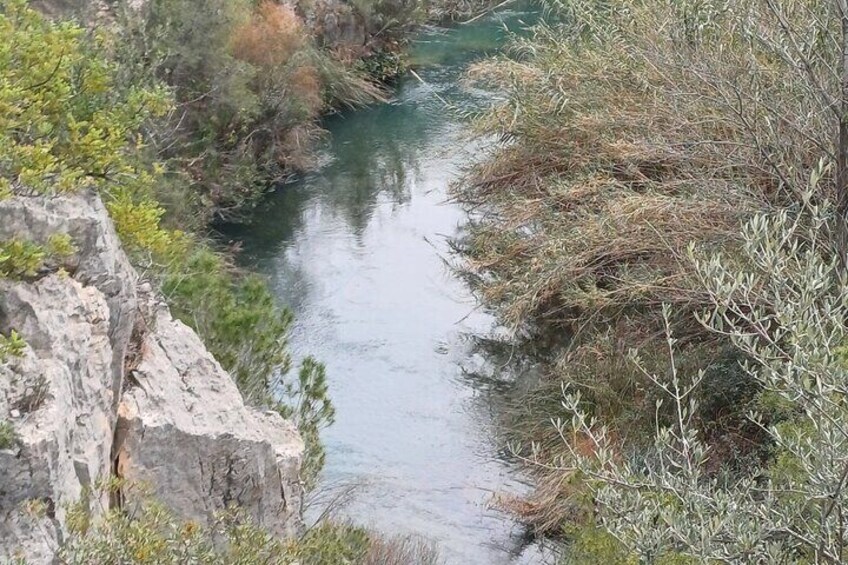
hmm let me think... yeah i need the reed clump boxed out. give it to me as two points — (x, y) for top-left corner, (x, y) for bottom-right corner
(455, 0), (841, 537)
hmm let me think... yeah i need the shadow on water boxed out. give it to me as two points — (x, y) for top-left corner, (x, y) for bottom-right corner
(217, 7), (554, 565)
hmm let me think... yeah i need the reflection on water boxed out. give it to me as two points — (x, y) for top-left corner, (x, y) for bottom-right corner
(218, 9), (550, 565)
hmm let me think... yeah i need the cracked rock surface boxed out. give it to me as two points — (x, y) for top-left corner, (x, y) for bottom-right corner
(0, 194), (303, 563)
(115, 297), (304, 541)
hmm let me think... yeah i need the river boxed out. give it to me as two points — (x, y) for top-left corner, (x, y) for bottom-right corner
(218, 9), (546, 564)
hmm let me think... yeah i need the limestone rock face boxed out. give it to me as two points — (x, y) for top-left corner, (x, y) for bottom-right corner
(0, 275), (117, 563)
(115, 299), (304, 539)
(0, 192), (138, 407)
(0, 194), (137, 563)
(0, 193), (303, 563)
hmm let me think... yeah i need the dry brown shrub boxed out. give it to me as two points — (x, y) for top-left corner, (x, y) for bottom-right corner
(494, 424), (630, 536)
(363, 534), (442, 565)
(289, 64), (324, 115)
(494, 471), (589, 536)
(230, 1), (307, 69)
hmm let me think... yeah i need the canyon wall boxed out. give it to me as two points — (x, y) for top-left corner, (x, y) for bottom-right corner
(0, 193), (303, 563)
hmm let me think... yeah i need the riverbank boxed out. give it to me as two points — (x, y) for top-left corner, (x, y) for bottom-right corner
(451, 0), (848, 562)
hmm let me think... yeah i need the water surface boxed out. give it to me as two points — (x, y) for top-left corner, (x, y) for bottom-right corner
(220, 11), (546, 563)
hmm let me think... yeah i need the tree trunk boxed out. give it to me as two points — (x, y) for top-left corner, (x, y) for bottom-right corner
(837, 1), (848, 268)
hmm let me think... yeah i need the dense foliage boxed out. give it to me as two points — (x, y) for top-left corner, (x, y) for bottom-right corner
(0, 0), (334, 488)
(115, 0), (388, 222)
(0, 0), (170, 197)
(455, 0), (848, 561)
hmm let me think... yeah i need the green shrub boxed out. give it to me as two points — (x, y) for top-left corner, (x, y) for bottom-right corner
(357, 49), (409, 83)
(0, 239), (46, 279)
(0, 0), (170, 196)
(45, 233), (76, 259)
(59, 488), (438, 565)
(62, 496), (288, 564)
(552, 193), (848, 562)
(291, 522), (370, 564)
(0, 235), (76, 279)
(283, 358), (335, 490)
(0, 420), (16, 449)
(560, 525), (634, 565)
(0, 330), (26, 363)
(107, 193), (185, 259)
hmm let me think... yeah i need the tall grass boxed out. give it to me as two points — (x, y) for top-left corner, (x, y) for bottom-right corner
(455, 0), (843, 536)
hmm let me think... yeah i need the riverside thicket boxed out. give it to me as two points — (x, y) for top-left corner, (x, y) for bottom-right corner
(455, 0), (848, 561)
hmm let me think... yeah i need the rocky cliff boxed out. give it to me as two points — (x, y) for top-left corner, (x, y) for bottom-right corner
(0, 193), (304, 563)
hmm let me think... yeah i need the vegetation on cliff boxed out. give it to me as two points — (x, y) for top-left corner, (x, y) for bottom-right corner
(455, 0), (848, 561)
(113, 0), (389, 222)
(47, 481), (440, 565)
(0, 0), (333, 505)
(0, 0), (342, 474)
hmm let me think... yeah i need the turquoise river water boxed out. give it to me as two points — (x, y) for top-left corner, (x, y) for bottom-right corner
(219, 10), (549, 564)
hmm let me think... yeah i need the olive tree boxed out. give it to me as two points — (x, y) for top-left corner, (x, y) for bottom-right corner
(551, 167), (848, 563)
